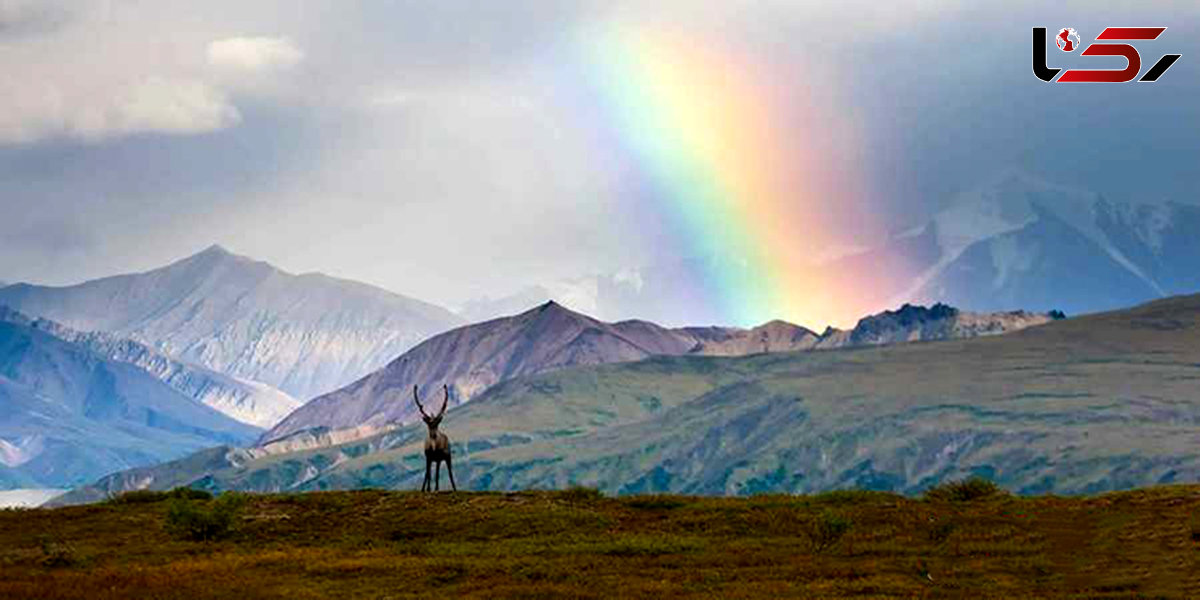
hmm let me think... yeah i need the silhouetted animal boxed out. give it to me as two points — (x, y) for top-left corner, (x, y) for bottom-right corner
(413, 384), (456, 492)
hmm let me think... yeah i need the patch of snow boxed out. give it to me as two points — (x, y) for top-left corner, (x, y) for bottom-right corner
(0, 436), (44, 468)
(989, 235), (1038, 290)
(0, 489), (65, 508)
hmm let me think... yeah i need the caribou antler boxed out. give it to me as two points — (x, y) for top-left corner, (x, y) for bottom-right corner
(413, 384), (430, 419)
(437, 384), (449, 419)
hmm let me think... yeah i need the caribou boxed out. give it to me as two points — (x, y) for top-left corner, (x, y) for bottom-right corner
(413, 384), (456, 492)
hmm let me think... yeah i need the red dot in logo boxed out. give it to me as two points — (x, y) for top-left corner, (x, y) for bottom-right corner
(1056, 28), (1079, 52)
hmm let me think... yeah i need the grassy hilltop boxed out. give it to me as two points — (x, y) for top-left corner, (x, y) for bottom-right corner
(6, 485), (1200, 599)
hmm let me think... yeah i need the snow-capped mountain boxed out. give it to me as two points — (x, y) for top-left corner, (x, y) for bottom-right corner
(0, 306), (300, 428)
(0, 245), (464, 402)
(0, 319), (260, 490)
(887, 172), (1184, 315)
(462, 173), (1200, 325)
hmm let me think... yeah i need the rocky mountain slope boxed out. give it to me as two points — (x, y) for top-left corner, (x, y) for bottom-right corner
(0, 306), (299, 428)
(0, 245), (463, 402)
(261, 302), (822, 443)
(53, 293), (1200, 503)
(262, 301), (1057, 445)
(0, 320), (260, 490)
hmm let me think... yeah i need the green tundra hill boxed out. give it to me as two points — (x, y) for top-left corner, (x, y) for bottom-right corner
(56, 293), (1200, 503)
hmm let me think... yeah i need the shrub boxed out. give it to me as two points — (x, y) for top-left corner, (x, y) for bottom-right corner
(38, 536), (77, 568)
(623, 495), (688, 510)
(924, 477), (1005, 502)
(558, 486), (605, 503)
(165, 493), (246, 542)
(812, 489), (895, 506)
(807, 510), (853, 553)
(168, 487), (213, 501)
(108, 489), (170, 504)
(108, 487), (212, 505)
(927, 520), (956, 543)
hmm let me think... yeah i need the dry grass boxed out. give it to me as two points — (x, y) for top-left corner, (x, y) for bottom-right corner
(4, 486), (1200, 598)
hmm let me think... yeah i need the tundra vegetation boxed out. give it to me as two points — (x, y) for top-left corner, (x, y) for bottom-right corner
(4, 483), (1200, 598)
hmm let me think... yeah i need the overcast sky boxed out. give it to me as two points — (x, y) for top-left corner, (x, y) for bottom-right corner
(2, 0), (1198, 309)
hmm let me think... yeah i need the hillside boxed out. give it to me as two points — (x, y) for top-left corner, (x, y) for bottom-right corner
(0, 245), (463, 402)
(54, 294), (1104, 503)
(262, 301), (1052, 445)
(0, 321), (260, 490)
(0, 306), (299, 428)
(261, 301), (819, 443)
(8, 487), (1200, 598)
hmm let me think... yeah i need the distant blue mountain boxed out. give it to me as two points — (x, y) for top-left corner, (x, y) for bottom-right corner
(0, 320), (259, 490)
(0, 245), (463, 402)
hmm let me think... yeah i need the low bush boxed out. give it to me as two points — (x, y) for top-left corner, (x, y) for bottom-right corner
(165, 493), (246, 542)
(811, 489), (895, 506)
(924, 477), (1005, 502)
(623, 495), (688, 511)
(37, 536), (77, 568)
(108, 487), (212, 505)
(167, 487), (213, 501)
(108, 490), (169, 504)
(558, 486), (605, 503)
(807, 510), (853, 553)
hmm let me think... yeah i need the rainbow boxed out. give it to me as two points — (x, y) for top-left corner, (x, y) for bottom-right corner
(577, 25), (889, 329)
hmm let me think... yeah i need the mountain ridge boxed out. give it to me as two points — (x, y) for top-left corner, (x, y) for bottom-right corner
(0, 319), (260, 490)
(261, 300), (1057, 446)
(49, 293), (1200, 504)
(0, 305), (300, 428)
(0, 245), (464, 402)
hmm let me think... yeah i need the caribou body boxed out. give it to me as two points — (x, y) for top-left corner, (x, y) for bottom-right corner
(413, 384), (456, 492)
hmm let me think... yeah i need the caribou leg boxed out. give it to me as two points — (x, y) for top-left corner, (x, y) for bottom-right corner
(422, 459), (431, 492)
(435, 461), (441, 491)
(446, 455), (457, 492)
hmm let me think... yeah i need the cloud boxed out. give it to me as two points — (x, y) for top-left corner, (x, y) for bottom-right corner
(206, 36), (304, 72)
(0, 0), (75, 37)
(0, 78), (241, 144)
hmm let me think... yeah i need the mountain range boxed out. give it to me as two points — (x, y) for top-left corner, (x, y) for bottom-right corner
(462, 173), (1200, 328)
(0, 319), (259, 490)
(261, 300), (1057, 445)
(52, 293), (1200, 503)
(0, 306), (299, 428)
(0, 245), (464, 403)
(50, 295), (1073, 503)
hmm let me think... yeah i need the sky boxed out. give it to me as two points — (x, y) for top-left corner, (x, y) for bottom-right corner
(2, 0), (1198, 324)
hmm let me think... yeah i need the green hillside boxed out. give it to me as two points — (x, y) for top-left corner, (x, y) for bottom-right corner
(58, 294), (1200, 503)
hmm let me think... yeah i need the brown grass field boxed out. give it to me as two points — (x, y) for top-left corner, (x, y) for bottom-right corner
(3, 485), (1200, 599)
